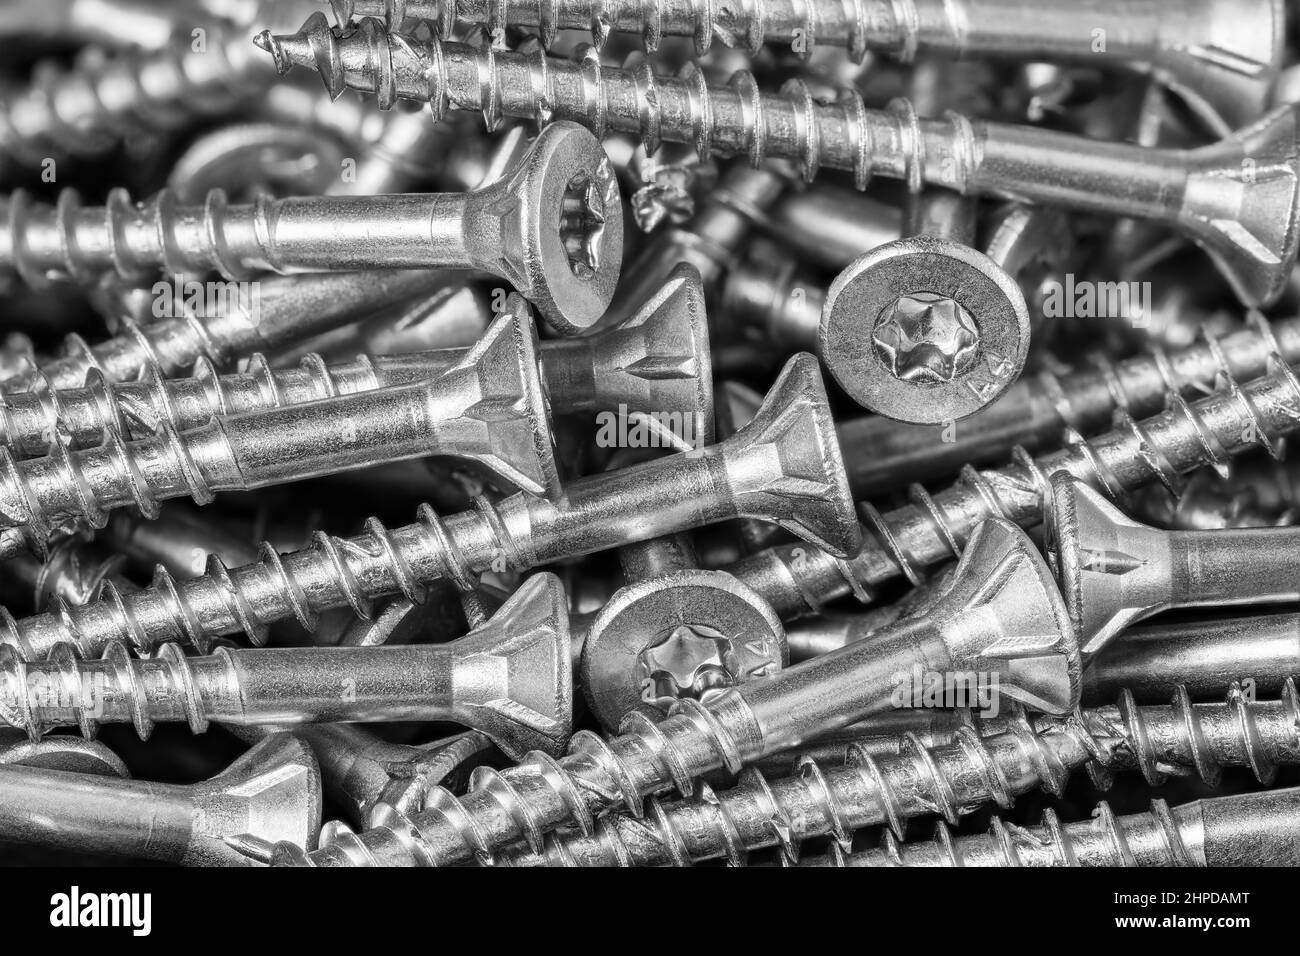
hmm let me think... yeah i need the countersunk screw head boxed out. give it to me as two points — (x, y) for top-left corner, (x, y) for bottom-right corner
(873, 292), (980, 383)
(820, 235), (1031, 424)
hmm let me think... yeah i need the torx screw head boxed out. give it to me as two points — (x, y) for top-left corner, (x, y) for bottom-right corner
(820, 235), (1031, 424)
(580, 570), (787, 733)
(637, 623), (737, 708)
(483, 121), (624, 335)
(873, 292), (980, 383)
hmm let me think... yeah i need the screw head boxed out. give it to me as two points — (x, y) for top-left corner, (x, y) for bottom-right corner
(498, 121), (624, 336)
(820, 235), (1031, 424)
(579, 570), (787, 733)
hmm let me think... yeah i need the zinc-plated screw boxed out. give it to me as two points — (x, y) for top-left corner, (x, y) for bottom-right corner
(1050, 473), (1300, 655)
(492, 678), (1300, 866)
(0, 268), (443, 395)
(0, 572), (574, 759)
(812, 786), (1300, 867)
(726, 325), (1300, 618)
(761, 186), (902, 272)
(1128, 469), (1294, 529)
(269, 516), (1080, 867)
(314, 0), (1281, 130)
(0, 305), (561, 540)
(0, 353), (857, 662)
(0, 264), (711, 459)
(0, 733), (321, 866)
(259, 15), (1300, 306)
(0, 121), (623, 334)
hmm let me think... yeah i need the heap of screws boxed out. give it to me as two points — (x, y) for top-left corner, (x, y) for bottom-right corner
(0, 0), (1297, 871)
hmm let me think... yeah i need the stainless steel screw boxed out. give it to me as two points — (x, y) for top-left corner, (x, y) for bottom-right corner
(0, 572), (574, 759)
(492, 678), (1300, 866)
(0, 263), (711, 459)
(313, 0), (1281, 130)
(0, 353), (857, 661)
(1050, 473), (1300, 655)
(1082, 612), (1300, 703)
(269, 516), (1080, 867)
(727, 333), (1300, 618)
(258, 15), (1300, 306)
(0, 18), (276, 177)
(0, 732), (321, 866)
(0, 268), (444, 395)
(812, 786), (1300, 866)
(0, 304), (561, 540)
(0, 121), (624, 334)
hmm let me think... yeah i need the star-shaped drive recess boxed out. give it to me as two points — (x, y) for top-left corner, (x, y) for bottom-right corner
(872, 292), (980, 383)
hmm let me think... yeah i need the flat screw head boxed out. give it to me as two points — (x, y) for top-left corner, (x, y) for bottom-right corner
(820, 235), (1031, 424)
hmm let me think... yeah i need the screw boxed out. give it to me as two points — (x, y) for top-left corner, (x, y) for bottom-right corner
(0, 0), (202, 50)
(580, 552), (788, 732)
(822, 235), (1031, 423)
(0, 264), (710, 459)
(1049, 473), (1300, 655)
(0, 19), (276, 177)
(811, 786), (1300, 867)
(789, 575), (1300, 704)
(492, 679), (1300, 866)
(0, 572), (574, 759)
(0, 304), (561, 541)
(0, 353), (857, 661)
(258, 15), (1300, 306)
(268, 516), (1079, 866)
(601, 163), (787, 328)
(315, 0), (1280, 130)
(1083, 611), (1300, 703)
(835, 314), (1300, 499)
(0, 728), (129, 778)
(726, 328), (1300, 618)
(761, 186), (902, 271)
(0, 530), (131, 614)
(0, 732), (321, 866)
(0, 268), (444, 395)
(0, 121), (624, 334)
(287, 725), (493, 827)
(1128, 470), (1294, 529)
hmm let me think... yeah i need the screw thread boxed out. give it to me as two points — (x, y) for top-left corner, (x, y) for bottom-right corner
(0, 351), (383, 459)
(736, 318), (1300, 614)
(845, 797), (1198, 866)
(259, 15), (977, 189)
(0, 496), (513, 660)
(4, 186), (313, 290)
(478, 679), (1298, 866)
(272, 696), (757, 866)
(0, 381), (236, 537)
(0, 640), (217, 740)
(320, 0), (919, 59)
(0, 26), (272, 172)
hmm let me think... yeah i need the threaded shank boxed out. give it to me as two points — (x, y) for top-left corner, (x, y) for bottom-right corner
(482, 680), (1298, 866)
(260, 15), (980, 189)
(276, 698), (761, 866)
(0, 27), (274, 174)
(734, 320), (1300, 614)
